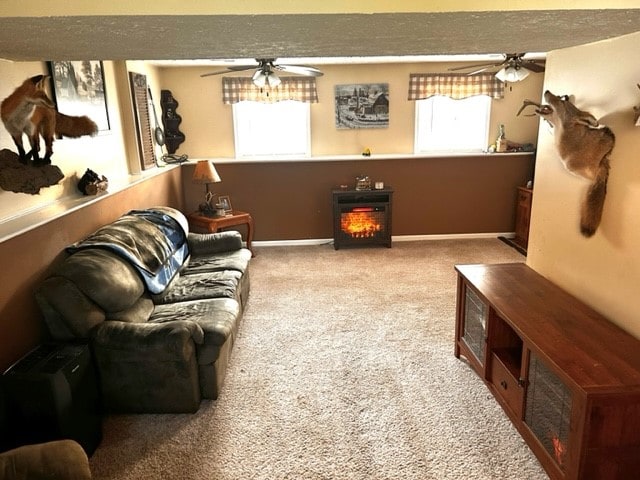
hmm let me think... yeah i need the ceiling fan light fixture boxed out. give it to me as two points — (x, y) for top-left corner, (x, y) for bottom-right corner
(496, 65), (530, 83)
(267, 72), (281, 87)
(253, 70), (267, 87)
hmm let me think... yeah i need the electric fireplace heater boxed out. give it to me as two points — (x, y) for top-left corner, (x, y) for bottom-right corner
(332, 188), (393, 249)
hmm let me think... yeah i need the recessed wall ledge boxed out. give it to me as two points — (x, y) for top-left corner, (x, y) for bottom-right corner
(0, 165), (179, 244)
(190, 151), (534, 164)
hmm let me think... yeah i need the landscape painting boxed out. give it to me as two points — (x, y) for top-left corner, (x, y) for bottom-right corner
(334, 83), (389, 129)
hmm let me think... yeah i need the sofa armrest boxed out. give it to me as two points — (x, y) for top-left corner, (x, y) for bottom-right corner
(187, 231), (243, 255)
(91, 320), (204, 357)
(0, 440), (91, 480)
(90, 320), (203, 413)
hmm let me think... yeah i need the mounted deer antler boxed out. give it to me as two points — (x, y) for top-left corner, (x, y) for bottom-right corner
(518, 91), (615, 237)
(516, 99), (552, 117)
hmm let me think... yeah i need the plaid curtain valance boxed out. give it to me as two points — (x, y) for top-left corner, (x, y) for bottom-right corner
(407, 73), (504, 100)
(222, 77), (319, 104)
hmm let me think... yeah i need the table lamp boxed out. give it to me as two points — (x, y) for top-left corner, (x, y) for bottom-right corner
(192, 160), (222, 215)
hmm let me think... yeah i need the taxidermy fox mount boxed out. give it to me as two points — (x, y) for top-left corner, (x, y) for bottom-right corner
(1, 74), (97, 165)
(518, 91), (615, 237)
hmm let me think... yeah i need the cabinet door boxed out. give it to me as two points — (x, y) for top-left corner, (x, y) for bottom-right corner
(524, 350), (572, 473)
(461, 286), (488, 367)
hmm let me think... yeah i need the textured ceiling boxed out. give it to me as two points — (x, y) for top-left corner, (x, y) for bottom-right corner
(0, 10), (638, 62)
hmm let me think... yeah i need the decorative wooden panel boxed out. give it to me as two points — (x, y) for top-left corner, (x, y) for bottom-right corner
(129, 72), (155, 170)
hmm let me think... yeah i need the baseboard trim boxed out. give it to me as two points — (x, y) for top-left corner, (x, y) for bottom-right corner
(252, 232), (515, 248)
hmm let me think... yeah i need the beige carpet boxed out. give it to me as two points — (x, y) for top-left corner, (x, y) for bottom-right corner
(89, 239), (548, 480)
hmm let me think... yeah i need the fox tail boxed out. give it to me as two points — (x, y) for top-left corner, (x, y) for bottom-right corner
(55, 112), (98, 138)
(580, 154), (610, 237)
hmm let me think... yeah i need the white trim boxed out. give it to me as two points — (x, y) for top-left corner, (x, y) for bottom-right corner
(0, 165), (180, 244)
(252, 232), (515, 248)
(190, 151), (533, 165)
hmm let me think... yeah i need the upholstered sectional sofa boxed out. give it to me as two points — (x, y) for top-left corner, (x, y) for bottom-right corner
(35, 207), (251, 413)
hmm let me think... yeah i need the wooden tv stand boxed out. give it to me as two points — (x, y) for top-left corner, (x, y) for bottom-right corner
(454, 263), (640, 480)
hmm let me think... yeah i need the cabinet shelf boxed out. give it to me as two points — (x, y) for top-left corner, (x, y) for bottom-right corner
(493, 347), (521, 380)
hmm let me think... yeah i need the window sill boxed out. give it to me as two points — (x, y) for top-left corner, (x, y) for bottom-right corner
(192, 151), (534, 164)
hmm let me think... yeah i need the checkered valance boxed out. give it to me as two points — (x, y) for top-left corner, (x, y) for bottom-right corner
(222, 77), (319, 104)
(407, 73), (504, 100)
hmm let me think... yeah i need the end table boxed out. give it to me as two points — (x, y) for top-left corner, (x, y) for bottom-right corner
(187, 210), (254, 256)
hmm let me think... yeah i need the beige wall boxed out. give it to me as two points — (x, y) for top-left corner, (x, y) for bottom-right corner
(2, 1), (635, 17)
(527, 31), (640, 338)
(159, 62), (544, 158)
(0, 61), (129, 221)
(0, 60), (165, 223)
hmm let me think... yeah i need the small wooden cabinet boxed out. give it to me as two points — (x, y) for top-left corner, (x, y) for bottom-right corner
(454, 263), (640, 480)
(514, 187), (532, 251)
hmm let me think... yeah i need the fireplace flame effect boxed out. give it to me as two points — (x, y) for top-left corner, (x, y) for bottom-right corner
(341, 208), (382, 238)
(551, 434), (566, 466)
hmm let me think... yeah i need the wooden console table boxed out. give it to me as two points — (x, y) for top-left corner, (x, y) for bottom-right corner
(455, 263), (640, 480)
(187, 211), (254, 256)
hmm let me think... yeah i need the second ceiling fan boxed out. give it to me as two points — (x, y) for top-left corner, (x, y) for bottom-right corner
(450, 53), (545, 82)
(200, 58), (323, 87)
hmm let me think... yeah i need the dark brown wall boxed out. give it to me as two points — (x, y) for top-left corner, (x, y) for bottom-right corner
(0, 168), (183, 371)
(0, 154), (533, 370)
(182, 154), (535, 240)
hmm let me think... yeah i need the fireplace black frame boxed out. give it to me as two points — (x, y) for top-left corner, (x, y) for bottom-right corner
(332, 188), (393, 249)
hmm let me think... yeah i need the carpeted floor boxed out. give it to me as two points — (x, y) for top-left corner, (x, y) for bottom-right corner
(89, 239), (548, 480)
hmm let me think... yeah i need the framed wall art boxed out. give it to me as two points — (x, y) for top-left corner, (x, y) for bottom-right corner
(48, 60), (110, 132)
(334, 83), (389, 129)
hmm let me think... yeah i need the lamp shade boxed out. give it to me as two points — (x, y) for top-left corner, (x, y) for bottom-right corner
(495, 66), (530, 83)
(192, 160), (221, 184)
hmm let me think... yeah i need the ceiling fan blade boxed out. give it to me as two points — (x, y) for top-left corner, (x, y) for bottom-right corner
(448, 61), (504, 72)
(521, 61), (545, 73)
(200, 64), (257, 77)
(467, 65), (498, 75)
(274, 64), (324, 77)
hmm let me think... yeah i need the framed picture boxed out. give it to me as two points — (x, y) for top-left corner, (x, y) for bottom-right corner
(48, 61), (110, 132)
(334, 83), (389, 129)
(218, 195), (233, 214)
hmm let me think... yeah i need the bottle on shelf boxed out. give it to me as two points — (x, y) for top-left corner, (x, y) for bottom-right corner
(496, 124), (507, 153)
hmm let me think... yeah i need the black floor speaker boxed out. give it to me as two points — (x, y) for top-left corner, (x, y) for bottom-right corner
(1, 343), (102, 455)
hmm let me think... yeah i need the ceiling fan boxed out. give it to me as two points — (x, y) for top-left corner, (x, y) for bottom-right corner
(449, 53), (545, 82)
(200, 58), (323, 87)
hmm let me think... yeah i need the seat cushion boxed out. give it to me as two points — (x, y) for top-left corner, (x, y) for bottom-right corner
(153, 270), (242, 305)
(183, 248), (251, 276)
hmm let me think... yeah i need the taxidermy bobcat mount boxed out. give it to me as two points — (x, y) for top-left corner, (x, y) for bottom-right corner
(1, 75), (97, 166)
(518, 91), (615, 237)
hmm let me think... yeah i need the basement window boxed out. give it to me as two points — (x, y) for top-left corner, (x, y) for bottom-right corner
(414, 95), (491, 153)
(232, 100), (311, 158)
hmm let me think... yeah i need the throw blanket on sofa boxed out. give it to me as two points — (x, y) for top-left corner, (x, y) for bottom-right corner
(66, 209), (188, 294)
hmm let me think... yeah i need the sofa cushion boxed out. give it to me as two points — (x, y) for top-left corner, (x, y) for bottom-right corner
(57, 249), (145, 312)
(66, 209), (188, 294)
(187, 231), (242, 255)
(36, 276), (106, 339)
(151, 297), (240, 364)
(152, 270), (242, 304)
(183, 249), (252, 276)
